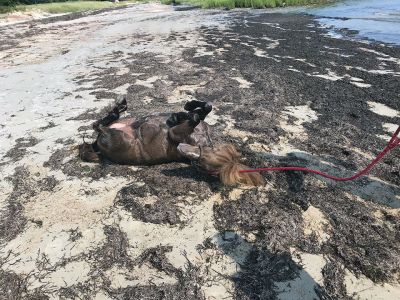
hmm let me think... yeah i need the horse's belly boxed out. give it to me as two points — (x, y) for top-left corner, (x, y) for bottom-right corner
(109, 122), (135, 138)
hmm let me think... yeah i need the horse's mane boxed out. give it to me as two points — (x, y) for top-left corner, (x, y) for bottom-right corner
(204, 144), (265, 186)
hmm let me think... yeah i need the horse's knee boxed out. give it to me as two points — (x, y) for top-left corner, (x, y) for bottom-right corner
(168, 115), (199, 143)
(166, 112), (190, 128)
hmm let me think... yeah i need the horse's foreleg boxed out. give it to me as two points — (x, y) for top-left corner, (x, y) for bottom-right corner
(168, 114), (200, 143)
(184, 100), (212, 120)
(166, 112), (190, 127)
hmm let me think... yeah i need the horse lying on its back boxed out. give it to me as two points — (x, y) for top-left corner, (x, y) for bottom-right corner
(79, 99), (264, 186)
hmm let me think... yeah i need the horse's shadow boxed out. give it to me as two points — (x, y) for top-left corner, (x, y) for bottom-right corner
(161, 150), (400, 208)
(262, 151), (400, 209)
(161, 164), (219, 185)
(211, 232), (324, 300)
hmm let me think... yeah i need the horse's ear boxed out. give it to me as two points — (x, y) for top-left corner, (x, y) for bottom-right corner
(177, 143), (200, 160)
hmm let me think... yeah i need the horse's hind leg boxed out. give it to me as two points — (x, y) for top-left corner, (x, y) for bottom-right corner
(93, 97), (127, 129)
(80, 97), (127, 163)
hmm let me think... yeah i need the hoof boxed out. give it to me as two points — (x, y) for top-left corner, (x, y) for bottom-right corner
(203, 102), (212, 113)
(166, 113), (178, 127)
(189, 113), (200, 127)
(116, 96), (127, 113)
(184, 100), (209, 112)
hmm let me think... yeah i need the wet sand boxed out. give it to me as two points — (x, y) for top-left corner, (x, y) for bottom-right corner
(0, 3), (399, 299)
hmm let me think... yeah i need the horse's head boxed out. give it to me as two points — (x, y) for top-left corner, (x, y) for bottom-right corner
(177, 143), (265, 186)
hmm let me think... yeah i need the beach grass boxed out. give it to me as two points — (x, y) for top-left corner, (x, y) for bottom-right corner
(0, 1), (137, 15)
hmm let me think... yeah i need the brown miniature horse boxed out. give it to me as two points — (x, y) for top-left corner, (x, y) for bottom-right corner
(79, 99), (264, 186)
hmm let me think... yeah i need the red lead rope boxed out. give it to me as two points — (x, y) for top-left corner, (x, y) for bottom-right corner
(239, 126), (400, 182)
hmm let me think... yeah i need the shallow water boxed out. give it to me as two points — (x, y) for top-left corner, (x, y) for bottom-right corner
(309, 0), (400, 45)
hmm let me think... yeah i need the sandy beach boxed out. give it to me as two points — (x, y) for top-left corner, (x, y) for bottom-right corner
(0, 3), (399, 299)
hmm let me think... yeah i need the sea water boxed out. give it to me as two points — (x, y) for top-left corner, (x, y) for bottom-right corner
(309, 0), (400, 45)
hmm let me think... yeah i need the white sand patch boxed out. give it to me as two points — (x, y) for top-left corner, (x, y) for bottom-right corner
(249, 139), (304, 157)
(280, 104), (319, 135)
(215, 47), (228, 55)
(204, 237), (251, 275)
(345, 269), (400, 300)
(346, 76), (364, 82)
(293, 58), (317, 68)
(229, 187), (247, 200)
(377, 127), (397, 150)
(134, 76), (161, 88)
(276, 251), (326, 300)
(112, 83), (131, 94)
(2, 172), (128, 274)
(323, 45), (342, 51)
(351, 146), (374, 160)
(358, 47), (390, 58)
(383, 123), (398, 134)
(280, 56), (317, 67)
(30, 260), (91, 290)
(194, 47), (214, 58)
(110, 202), (253, 300)
(115, 67), (130, 76)
(249, 142), (270, 153)
(222, 114), (259, 142)
(142, 96), (153, 104)
(288, 67), (301, 73)
(329, 52), (354, 58)
(368, 101), (399, 118)
(228, 185), (273, 205)
(24, 175), (129, 227)
(167, 83), (206, 103)
(230, 76), (253, 88)
(351, 81), (371, 88)
(307, 69), (343, 81)
(377, 134), (392, 141)
(260, 36), (282, 49)
(354, 66), (400, 76)
(93, 292), (113, 300)
(119, 194), (222, 269)
(254, 48), (267, 57)
(252, 21), (287, 31)
(203, 284), (234, 300)
(0, 9), (63, 26)
(302, 206), (331, 244)
(200, 233), (254, 299)
(253, 47), (282, 62)
(204, 108), (220, 126)
(106, 264), (177, 289)
(377, 55), (400, 66)
(0, 180), (13, 210)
